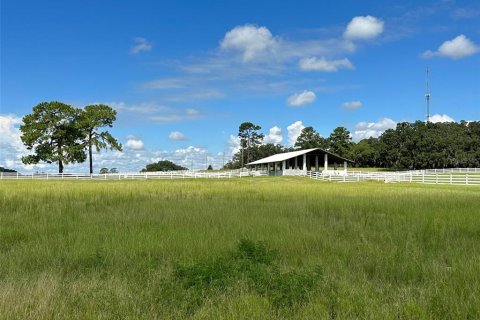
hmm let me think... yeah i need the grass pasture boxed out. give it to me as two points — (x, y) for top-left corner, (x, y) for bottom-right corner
(1, 177), (480, 319)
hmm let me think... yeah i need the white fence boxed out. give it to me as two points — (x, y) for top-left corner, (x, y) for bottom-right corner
(0, 170), (268, 180)
(305, 168), (480, 186)
(1, 168), (479, 186)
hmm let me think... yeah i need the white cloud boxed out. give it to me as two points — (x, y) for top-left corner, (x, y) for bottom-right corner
(169, 131), (187, 141)
(0, 115), (23, 152)
(0, 115), (28, 170)
(429, 114), (455, 123)
(299, 57), (354, 72)
(263, 126), (283, 144)
(125, 136), (144, 150)
(287, 90), (316, 107)
(220, 24), (279, 62)
(167, 89), (225, 102)
(352, 118), (397, 141)
(130, 37), (152, 55)
(342, 100), (362, 111)
(344, 16), (384, 40)
(103, 101), (201, 123)
(287, 121), (305, 145)
(422, 35), (479, 59)
(142, 78), (188, 89)
(228, 134), (240, 157)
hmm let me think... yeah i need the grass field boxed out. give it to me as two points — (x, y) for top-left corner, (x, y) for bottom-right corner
(1, 178), (480, 319)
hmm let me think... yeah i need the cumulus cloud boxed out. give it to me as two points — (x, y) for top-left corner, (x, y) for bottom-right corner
(125, 136), (144, 150)
(287, 121), (305, 145)
(228, 134), (241, 157)
(422, 35), (479, 59)
(352, 118), (397, 141)
(429, 114), (455, 123)
(344, 16), (384, 40)
(299, 57), (354, 72)
(263, 126), (283, 144)
(220, 24), (279, 62)
(130, 37), (152, 55)
(342, 100), (362, 111)
(0, 115), (28, 170)
(168, 131), (187, 141)
(287, 90), (316, 107)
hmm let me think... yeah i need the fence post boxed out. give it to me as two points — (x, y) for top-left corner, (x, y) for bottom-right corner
(0, 172), (2, 179)
(450, 174), (452, 184)
(17, 172), (19, 179)
(466, 174), (469, 185)
(422, 173), (424, 184)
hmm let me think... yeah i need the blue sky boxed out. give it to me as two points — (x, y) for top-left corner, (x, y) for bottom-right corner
(1, 0), (479, 172)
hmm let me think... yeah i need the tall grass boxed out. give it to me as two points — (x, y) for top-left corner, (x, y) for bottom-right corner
(1, 178), (479, 319)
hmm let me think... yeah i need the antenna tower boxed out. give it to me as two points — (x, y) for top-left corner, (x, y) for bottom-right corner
(425, 67), (431, 123)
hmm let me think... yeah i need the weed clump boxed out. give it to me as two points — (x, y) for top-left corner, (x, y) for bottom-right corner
(174, 239), (322, 309)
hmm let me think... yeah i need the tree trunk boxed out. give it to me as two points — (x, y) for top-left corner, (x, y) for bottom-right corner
(59, 160), (64, 173)
(89, 137), (93, 174)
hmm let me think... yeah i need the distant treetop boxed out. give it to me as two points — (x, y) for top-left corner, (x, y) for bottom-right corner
(140, 160), (188, 172)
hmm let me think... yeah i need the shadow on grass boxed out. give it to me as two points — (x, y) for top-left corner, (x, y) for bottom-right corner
(173, 239), (323, 313)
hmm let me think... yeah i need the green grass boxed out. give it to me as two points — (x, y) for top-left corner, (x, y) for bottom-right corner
(1, 177), (479, 319)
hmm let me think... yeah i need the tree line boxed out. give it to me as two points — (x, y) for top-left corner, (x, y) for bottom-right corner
(224, 121), (480, 170)
(20, 101), (122, 173)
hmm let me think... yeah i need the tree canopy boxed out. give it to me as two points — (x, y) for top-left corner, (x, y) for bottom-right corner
(0, 167), (17, 173)
(20, 101), (86, 173)
(295, 127), (328, 150)
(238, 122), (264, 166)
(20, 101), (122, 173)
(140, 160), (188, 172)
(78, 104), (122, 174)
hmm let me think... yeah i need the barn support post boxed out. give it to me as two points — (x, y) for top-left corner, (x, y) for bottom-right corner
(324, 154), (328, 172)
(282, 160), (286, 172)
(294, 157), (298, 169)
(344, 161), (347, 173)
(315, 156), (319, 172)
(303, 154), (307, 171)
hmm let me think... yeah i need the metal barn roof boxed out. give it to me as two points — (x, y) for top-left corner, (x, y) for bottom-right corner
(246, 148), (353, 166)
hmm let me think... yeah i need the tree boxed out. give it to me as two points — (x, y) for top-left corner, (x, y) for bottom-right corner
(140, 160), (188, 172)
(99, 167), (109, 174)
(207, 164), (213, 170)
(350, 138), (380, 167)
(328, 127), (352, 157)
(238, 122), (264, 166)
(0, 167), (17, 173)
(20, 101), (86, 173)
(109, 168), (118, 173)
(295, 127), (328, 149)
(78, 104), (122, 174)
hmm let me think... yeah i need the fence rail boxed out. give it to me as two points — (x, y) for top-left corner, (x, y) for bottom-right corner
(305, 169), (480, 186)
(0, 170), (268, 180)
(1, 168), (479, 186)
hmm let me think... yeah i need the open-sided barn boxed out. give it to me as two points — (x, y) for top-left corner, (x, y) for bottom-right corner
(246, 148), (354, 175)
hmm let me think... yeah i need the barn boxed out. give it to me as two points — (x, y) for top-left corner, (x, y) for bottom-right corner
(246, 148), (354, 175)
